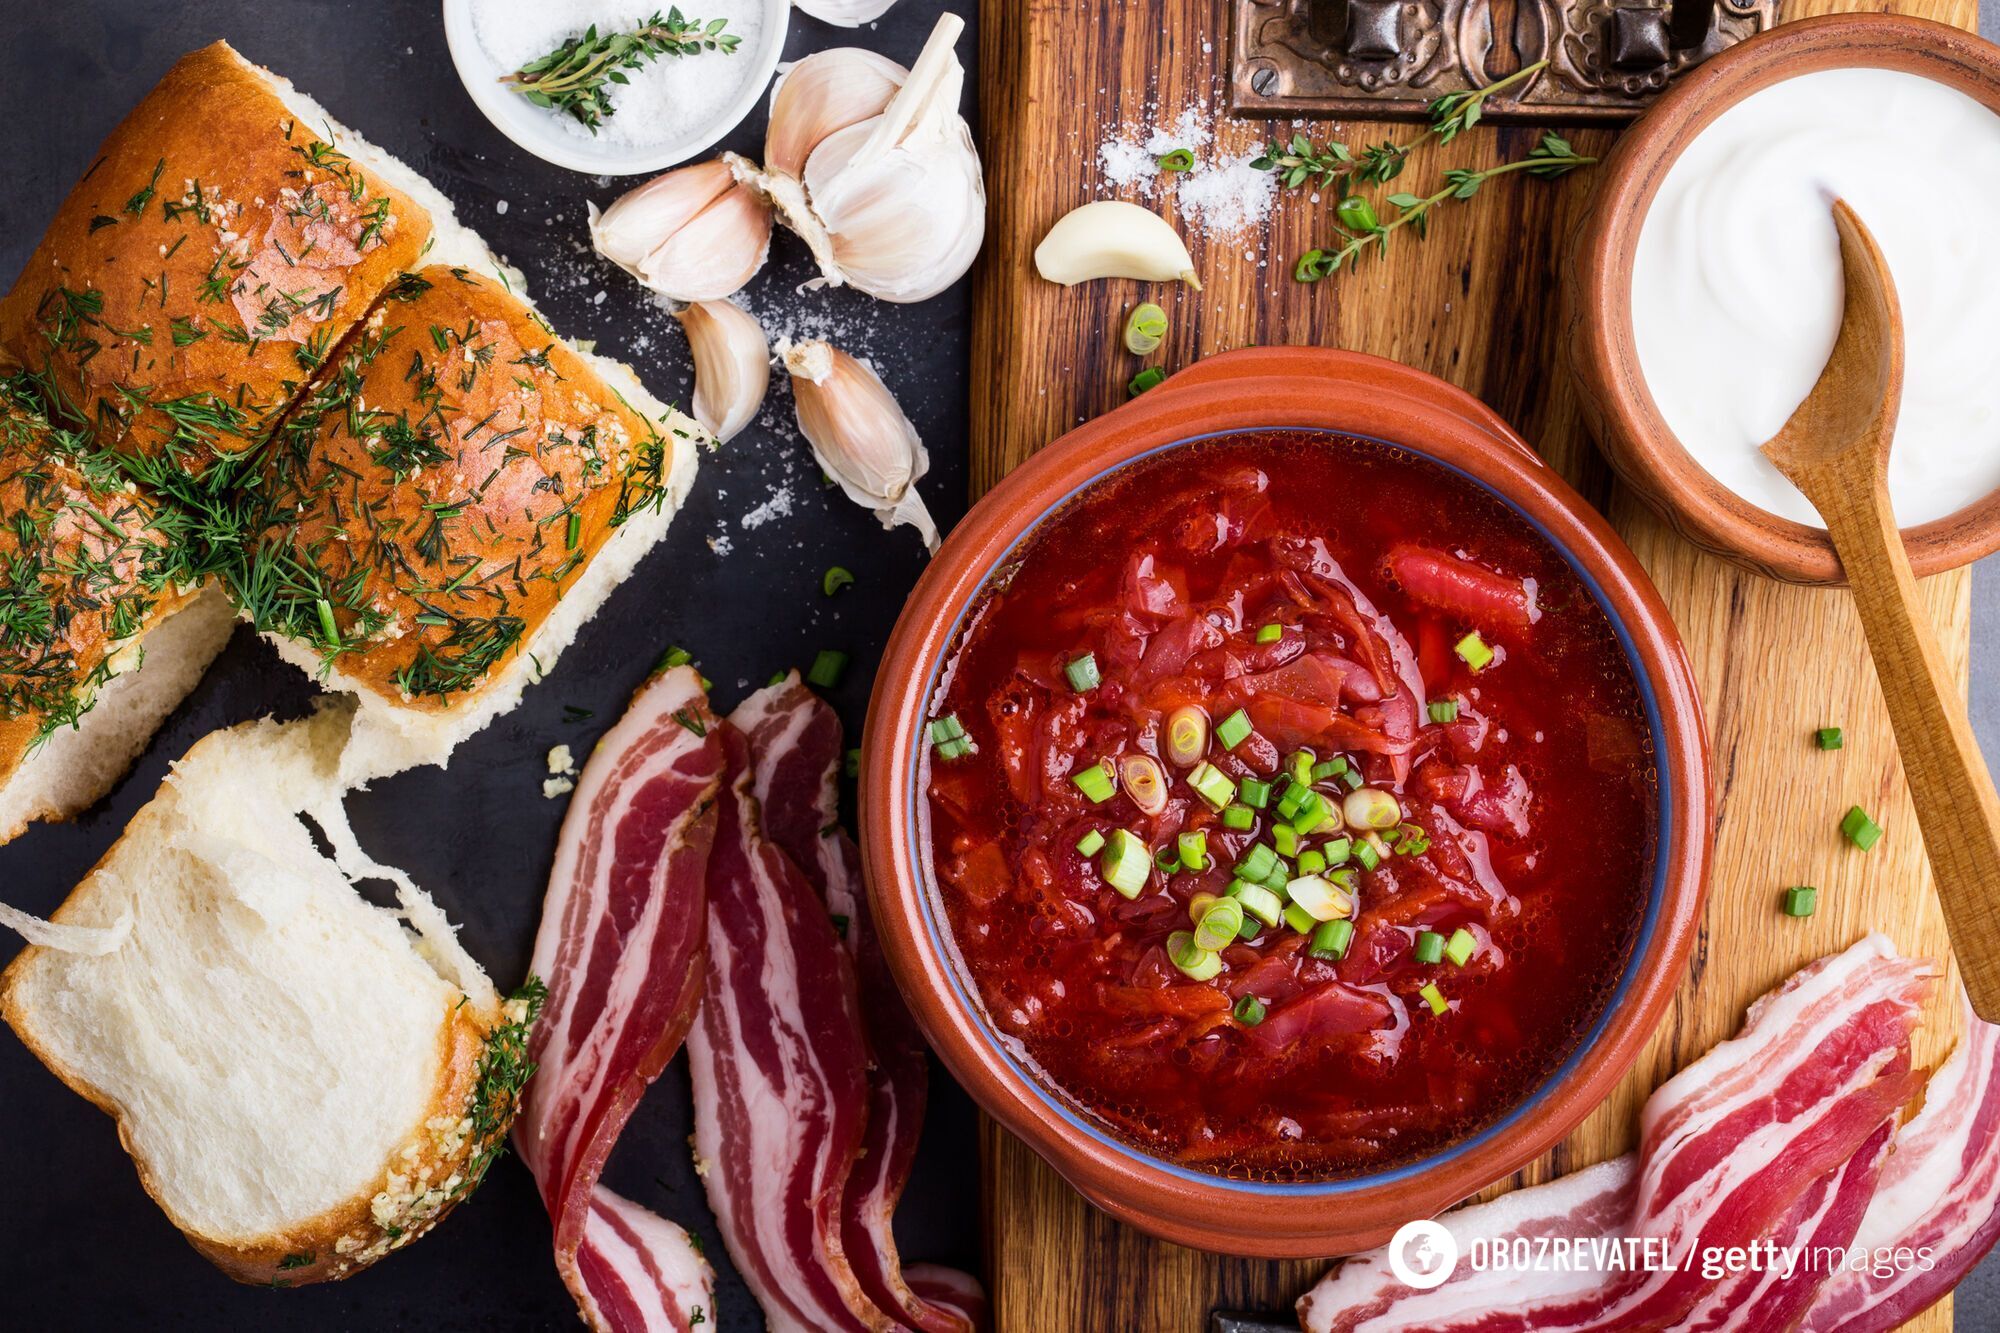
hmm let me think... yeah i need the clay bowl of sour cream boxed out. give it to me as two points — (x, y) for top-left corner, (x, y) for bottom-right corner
(1568, 14), (2000, 584)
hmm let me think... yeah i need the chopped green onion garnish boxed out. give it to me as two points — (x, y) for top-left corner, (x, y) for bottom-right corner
(1124, 302), (1169, 355)
(1391, 825), (1431, 857)
(1284, 873), (1351, 922)
(1260, 860), (1291, 892)
(1428, 699), (1460, 724)
(1073, 762), (1116, 804)
(1156, 147), (1196, 172)
(1194, 897), (1245, 951)
(1323, 836), (1352, 867)
(1075, 829), (1106, 857)
(1419, 982), (1448, 1016)
(1221, 804), (1255, 830)
(1282, 903), (1317, 935)
(315, 597), (339, 646)
(1297, 849), (1326, 875)
(1236, 843), (1278, 882)
(1455, 631), (1495, 671)
(1445, 927), (1477, 966)
(844, 748), (860, 779)
(1290, 753), (1316, 788)
(1229, 881), (1285, 928)
(1256, 622), (1283, 644)
(808, 649), (848, 688)
(934, 737), (972, 760)
(1783, 886), (1818, 918)
(1177, 830), (1208, 871)
(1291, 803), (1331, 837)
(1841, 805), (1883, 850)
(1272, 824), (1299, 857)
(1129, 367), (1168, 397)
(1065, 653), (1101, 692)
(1216, 709), (1253, 750)
(1413, 931), (1445, 964)
(1309, 918), (1354, 960)
(1340, 766), (1363, 791)
(1154, 845), (1182, 873)
(1815, 726), (1843, 751)
(659, 645), (694, 670)
(1276, 788), (1305, 821)
(1188, 762), (1237, 810)
(769, 670), (789, 687)
(1354, 839), (1382, 871)
(1237, 913), (1263, 942)
(1238, 776), (1272, 809)
(929, 715), (972, 761)
(1233, 995), (1266, 1025)
(1166, 930), (1222, 980)
(1101, 829), (1151, 897)
(823, 566), (854, 596)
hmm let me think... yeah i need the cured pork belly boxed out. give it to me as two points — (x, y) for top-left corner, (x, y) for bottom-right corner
(733, 676), (984, 1332)
(1299, 935), (1933, 1333)
(513, 666), (725, 1333)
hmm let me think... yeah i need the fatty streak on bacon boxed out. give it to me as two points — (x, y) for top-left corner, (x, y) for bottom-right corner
(1298, 935), (1932, 1333)
(686, 720), (886, 1332)
(732, 676), (985, 1332)
(1801, 1007), (2000, 1332)
(513, 666), (725, 1333)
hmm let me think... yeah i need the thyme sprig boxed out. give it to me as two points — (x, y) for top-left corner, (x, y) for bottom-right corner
(1252, 59), (1551, 196)
(1293, 133), (1593, 283)
(503, 9), (741, 133)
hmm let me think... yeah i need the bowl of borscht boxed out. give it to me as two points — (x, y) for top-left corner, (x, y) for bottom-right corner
(861, 346), (1711, 1256)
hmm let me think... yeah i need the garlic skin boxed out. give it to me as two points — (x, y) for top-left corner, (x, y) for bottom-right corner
(674, 300), (770, 443)
(1035, 201), (1202, 289)
(765, 48), (906, 177)
(793, 1), (905, 32)
(589, 160), (773, 302)
(780, 339), (939, 551)
(742, 14), (985, 304)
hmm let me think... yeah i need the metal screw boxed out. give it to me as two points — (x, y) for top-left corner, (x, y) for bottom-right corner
(1251, 66), (1279, 97)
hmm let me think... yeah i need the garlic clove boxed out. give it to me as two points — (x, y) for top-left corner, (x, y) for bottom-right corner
(1034, 200), (1203, 289)
(633, 176), (773, 302)
(780, 339), (939, 551)
(764, 47), (906, 177)
(674, 299), (770, 443)
(793, 0), (904, 28)
(590, 160), (737, 276)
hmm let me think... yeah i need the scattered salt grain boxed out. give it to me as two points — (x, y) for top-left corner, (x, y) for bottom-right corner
(495, 199), (509, 214)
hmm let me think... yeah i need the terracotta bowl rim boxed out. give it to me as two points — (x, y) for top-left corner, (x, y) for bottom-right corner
(862, 348), (1712, 1254)
(1571, 12), (2000, 585)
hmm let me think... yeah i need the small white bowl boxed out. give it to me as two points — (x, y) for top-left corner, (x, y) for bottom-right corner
(441, 0), (790, 175)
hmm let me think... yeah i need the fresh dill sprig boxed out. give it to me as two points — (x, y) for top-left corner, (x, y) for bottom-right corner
(503, 9), (742, 133)
(457, 977), (548, 1195)
(1293, 133), (1593, 283)
(1252, 59), (1550, 196)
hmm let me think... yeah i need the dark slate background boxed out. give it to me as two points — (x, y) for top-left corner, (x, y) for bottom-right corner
(0, 2), (1995, 1329)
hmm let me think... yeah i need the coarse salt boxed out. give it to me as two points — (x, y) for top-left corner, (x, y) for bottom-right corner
(1095, 107), (1275, 240)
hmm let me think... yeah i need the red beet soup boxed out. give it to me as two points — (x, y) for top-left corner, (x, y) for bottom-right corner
(922, 430), (1656, 1181)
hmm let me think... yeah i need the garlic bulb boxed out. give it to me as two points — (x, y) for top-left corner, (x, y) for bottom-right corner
(589, 159), (772, 302)
(739, 14), (985, 303)
(793, 0), (904, 30)
(673, 300), (770, 443)
(1035, 201), (1202, 288)
(764, 48), (907, 177)
(780, 339), (938, 550)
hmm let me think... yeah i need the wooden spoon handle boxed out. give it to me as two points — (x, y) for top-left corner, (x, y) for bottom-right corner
(1818, 463), (2000, 1019)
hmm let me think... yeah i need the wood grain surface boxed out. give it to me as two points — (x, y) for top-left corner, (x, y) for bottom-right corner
(967, 1), (1976, 1329)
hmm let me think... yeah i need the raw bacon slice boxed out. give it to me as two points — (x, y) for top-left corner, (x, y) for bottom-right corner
(1298, 935), (1932, 1333)
(1802, 1006), (2000, 1332)
(514, 666), (726, 1332)
(686, 720), (886, 1332)
(733, 675), (985, 1332)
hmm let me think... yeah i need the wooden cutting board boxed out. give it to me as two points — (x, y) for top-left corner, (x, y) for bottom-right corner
(966, 0), (1976, 1329)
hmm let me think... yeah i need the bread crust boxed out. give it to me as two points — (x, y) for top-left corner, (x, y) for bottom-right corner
(0, 42), (432, 468)
(245, 265), (686, 712)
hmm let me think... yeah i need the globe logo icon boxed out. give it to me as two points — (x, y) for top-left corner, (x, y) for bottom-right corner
(1387, 1219), (1460, 1290)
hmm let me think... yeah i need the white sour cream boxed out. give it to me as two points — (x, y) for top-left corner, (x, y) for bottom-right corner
(1631, 68), (2000, 528)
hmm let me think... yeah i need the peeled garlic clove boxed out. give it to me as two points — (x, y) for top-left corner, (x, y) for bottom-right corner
(781, 339), (939, 551)
(764, 47), (906, 177)
(674, 300), (770, 443)
(1034, 200), (1202, 289)
(793, 0), (904, 28)
(590, 160), (773, 302)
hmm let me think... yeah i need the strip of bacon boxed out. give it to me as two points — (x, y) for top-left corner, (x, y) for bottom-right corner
(1299, 935), (1931, 1333)
(1801, 1006), (2000, 1332)
(686, 719), (887, 1332)
(514, 666), (726, 1332)
(733, 675), (986, 1333)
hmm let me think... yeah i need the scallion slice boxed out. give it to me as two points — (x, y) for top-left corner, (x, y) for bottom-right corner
(1216, 708), (1253, 750)
(1354, 839), (1382, 871)
(1075, 829), (1105, 857)
(808, 649), (848, 688)
(1065, 652), (1102, 692)
(1221, 804), (1256, 830)
(1177, 830), (1208, 872)
(1290, 749), (1316, 786)
(1256, 622), (1283, 644)
(1297, 849), (1326, 876)
(1413, 931), (1445, 964)
(1841, 806), (1883, 850)
(1194, 897), (1245, 951)
(1282, 903), (1317, 935)
(1428, 699), (1460, 724)
(1309, 917), (1354, 960)
(1236, 843), (1278, 883)
(1100, 829), (1151, 897)
(1272, 824), (1300, 857)
(1815, 726), (1843, 751)
(929, 715), (972, 761)
(1165, 705), (1210, 766)
(1455, 631), (1495, 671)
(1233, 995), (1266, 1026)
(1229, 881), (1284, 928)
(1188, 761), (1237, 810)
(1392, 825), (1431, 857)
(1783, 885), (1818, 917)
(1154, 844), (1182, 874)
(1445, 927), (1477, 966)
(1166, 930), (1222, 980)
(822, 566), (854, 596)
(1419, 982), (1448, 1016)
(1284, 873), (1352, 922)
(1323, 836), (1352, 867)
(1072, 761), (1116, 804)
(1343, 787), (1401, 830)
(1237, 776), (1271, 810)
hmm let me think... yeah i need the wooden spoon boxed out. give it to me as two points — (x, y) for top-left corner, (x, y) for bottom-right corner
(1762, 200), (2000, 1020)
